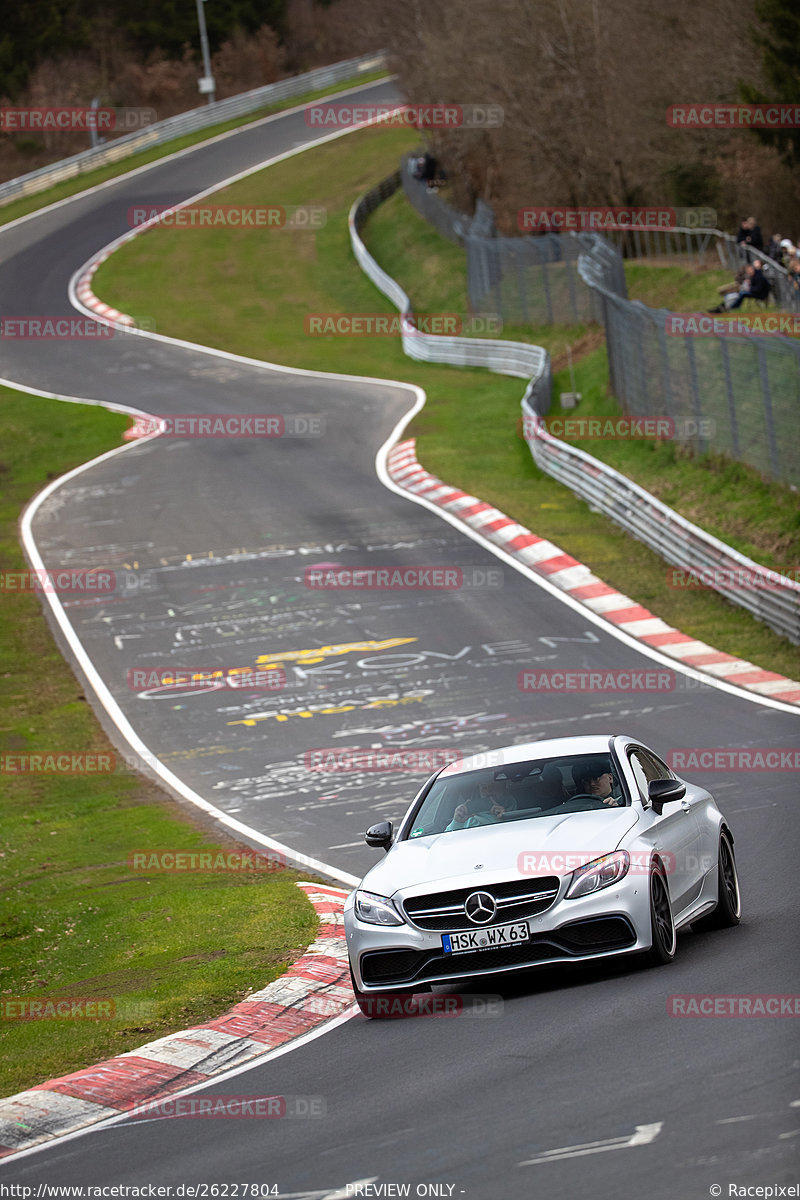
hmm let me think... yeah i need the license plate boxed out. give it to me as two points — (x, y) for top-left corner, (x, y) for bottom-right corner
(442, 920), (530, 954)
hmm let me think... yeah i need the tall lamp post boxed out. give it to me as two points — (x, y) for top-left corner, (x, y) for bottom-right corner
(196, 0), (216, 105)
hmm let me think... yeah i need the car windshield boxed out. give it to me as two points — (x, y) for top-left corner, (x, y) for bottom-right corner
(405, 754), (627, 839)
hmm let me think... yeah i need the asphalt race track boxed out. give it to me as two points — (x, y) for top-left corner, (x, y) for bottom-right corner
(1, 75), (798, 1198)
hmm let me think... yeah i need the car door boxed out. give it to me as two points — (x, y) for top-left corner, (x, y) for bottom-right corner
(648, 747), (719, 881)
(627, 746), (702, 911)
(642, 746), (719, 872)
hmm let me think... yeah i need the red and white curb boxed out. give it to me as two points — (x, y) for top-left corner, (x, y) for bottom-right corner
(0, 884), (353, 1158)
(388, 439), (800, 707)
(74, 246), (136, 328)
(73, 107), (413, 341)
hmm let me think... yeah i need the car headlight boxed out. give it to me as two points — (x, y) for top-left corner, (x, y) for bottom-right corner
(566, 850), (630, 899)
(354, 890), (404, 926)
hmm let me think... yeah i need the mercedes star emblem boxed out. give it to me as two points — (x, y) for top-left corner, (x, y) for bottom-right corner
(464, 890), (497, 925)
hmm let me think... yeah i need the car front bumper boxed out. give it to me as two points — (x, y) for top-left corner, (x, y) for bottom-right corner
(344, 877), (654, 992)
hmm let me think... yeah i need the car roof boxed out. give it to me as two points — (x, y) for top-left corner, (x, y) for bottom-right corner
(438, 733), (626, 778)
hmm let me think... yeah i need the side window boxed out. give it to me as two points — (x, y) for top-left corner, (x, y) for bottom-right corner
(627, 750), (651, 800)
(639, 749), (673, 780)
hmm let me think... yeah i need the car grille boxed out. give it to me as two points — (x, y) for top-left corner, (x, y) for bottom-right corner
(402, 877), (560, 931)
(360, 917), (636, 986)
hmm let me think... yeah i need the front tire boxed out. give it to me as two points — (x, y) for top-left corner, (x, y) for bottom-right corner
(693, 831), (741, 931)
(642, 865), (676, 966)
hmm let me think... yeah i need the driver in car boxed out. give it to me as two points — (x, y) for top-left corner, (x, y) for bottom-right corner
(445, 779), (515, 830)
(571, 760), (624, 806)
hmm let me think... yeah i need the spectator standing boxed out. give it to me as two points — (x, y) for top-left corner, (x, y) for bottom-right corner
(736, 216), (764, 252)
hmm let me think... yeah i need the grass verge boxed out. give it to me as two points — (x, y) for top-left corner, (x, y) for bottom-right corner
(92, 125), (799, 681)
(0, 69), (388, 229)
(0, 387), (319, 1097)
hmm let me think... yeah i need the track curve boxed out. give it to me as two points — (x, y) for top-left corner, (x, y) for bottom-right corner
(1, 75), (798, 1196)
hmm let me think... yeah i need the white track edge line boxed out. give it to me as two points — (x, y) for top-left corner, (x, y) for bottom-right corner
(373, 433), (800, 716)
(4, 374), (359, 887)
(0, 88), (794, 1164)
(63, 122), (800, 716)
(8, 105), (795, 928)
(0, 1006), (357, 1165)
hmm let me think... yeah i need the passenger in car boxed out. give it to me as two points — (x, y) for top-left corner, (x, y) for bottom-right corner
(445, 780), (515, 830)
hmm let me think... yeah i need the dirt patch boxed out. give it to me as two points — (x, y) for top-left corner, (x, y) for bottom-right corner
(550, 328), (606, 372)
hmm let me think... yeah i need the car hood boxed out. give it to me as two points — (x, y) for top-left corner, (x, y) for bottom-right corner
(361, 808), (641, 897)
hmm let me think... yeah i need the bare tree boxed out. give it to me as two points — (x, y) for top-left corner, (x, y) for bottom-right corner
(376, 0), (795, 233)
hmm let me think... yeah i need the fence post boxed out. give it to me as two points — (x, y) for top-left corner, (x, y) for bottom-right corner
(655, 314), (675, 422)
(718, 338), (740, 460)
(684, 337), (707, 456)
(756, 341), (780, 479)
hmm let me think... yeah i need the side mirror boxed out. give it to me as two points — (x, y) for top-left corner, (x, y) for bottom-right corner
(648, 778), (686, 815)
(365, 821), (393, 852)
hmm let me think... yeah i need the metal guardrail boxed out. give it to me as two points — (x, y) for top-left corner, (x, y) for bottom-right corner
(349, 173), (552, 410)
(403, 161), (800, 315)
(0, 53), (387, 207)
(356, 168), (799, 645)
(401, 164), (800, 487)
(600, 226), (800, 313)
(522, 402), (800, 645)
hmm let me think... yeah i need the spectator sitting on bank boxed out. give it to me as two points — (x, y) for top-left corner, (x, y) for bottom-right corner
(736, 216), (764, 252)
(708, 261), (770, 311)
(716, 263), (748, 298)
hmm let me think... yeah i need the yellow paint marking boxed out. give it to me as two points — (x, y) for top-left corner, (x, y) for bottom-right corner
(228, 692), (429, 727)
(255, 637), (417, 669)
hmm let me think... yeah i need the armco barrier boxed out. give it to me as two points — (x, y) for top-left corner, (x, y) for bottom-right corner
(354, 169), (799, 645)
(349, 172), (552, 410)
(402, 164), (799, 487)
(521, 402), (800, 645)
(0, 53), (386, 207)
